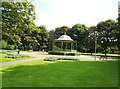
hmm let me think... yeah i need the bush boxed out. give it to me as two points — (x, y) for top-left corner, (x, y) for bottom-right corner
(44, 57), (57, 61)
(57, 57), (78, 60)
(6, 45), (15, 50)
(44, 57), (79, 61)
(1, 40), (7, 49)
(66, 52), (80, 55)
(48, 51), (64, 55)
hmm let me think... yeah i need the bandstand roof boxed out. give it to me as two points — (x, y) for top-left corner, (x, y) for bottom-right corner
(56, 35), (73, 42)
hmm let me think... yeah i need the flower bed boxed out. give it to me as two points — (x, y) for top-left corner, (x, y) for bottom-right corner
(5, 54), (29, 58)
(44, 57), (79, 61)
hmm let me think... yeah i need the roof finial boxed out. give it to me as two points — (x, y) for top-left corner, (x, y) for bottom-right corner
(64, 32), (66, 35)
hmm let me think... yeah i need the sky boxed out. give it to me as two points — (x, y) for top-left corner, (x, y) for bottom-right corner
(31, 0), (119, 30)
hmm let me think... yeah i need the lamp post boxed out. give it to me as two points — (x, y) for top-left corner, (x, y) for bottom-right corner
(88, 30), (97, 60)
(94, 31), (97, 60)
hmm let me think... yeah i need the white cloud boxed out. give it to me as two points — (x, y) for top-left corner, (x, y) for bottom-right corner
(33, 0), (118, 30)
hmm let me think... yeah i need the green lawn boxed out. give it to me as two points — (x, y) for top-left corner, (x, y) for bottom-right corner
(1, 60), (118, 87)
(0, 54), (34, 62)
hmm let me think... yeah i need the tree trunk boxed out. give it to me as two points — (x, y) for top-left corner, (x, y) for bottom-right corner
(91, 52), (92, 55)
(38, 45), (40, 51)
(23, 45), (25, 51)
(104, 47), (107, 56)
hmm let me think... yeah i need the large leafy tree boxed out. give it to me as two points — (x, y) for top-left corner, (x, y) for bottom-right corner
(48, 26), (70, 51)
(48, 24), (88, 52)
(21, 22), (37, 50)
(1, 1), (36, 50)
(68, 24), (88, 52)
(37, 25), (49, 51)
(48, 30), (55, 51)
(85, 26), (97, 54)
(117, 12), (120, 50)
(96, 19), (118, 55)
(54, 26), (70, 39)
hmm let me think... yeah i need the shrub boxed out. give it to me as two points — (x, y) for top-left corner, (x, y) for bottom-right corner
(44, 57), (57, 61)
(6, 45), (15, 50)
(66, 52), (80, 55)
(1, 40), (7, 49)
(57, 57), (78, 60)
(44, 57), (79, 61)
(48, 51), (64, 55)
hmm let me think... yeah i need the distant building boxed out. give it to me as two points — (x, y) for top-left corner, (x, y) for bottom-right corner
(118, 1), (120, 14)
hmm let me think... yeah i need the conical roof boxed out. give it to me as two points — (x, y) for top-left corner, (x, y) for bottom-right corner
(56, 35), (73, 42)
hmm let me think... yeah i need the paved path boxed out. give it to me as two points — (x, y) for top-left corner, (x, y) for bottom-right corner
(0, 52), (114, 67)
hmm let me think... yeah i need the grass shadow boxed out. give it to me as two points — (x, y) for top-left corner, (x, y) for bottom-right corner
(1, 60), (118, 87)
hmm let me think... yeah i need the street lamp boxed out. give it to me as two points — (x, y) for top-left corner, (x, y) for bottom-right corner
(94, 31), (97, 60)
(88, 30), (97, 60)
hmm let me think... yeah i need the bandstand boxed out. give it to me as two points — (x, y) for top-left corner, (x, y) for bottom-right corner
(53, 34), (77, 52)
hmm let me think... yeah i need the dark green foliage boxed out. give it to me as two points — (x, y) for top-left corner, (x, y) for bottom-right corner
(44, 57), (57, 61)
(48, 51), (64, 55)
(1, 40), (7, 49)
(117, 14), (120, 50)
(85, 19), (119, 54)
(1, 1), (119, 53)
(96, 19), (118, 55)
(1, 1), (36, 50)
(37, 26), (49, 51)
(57, 57), (78, 60)
(49, 24), (88, 52)
(2, 39), (16, 50)
(67, 24), (88, 52)
(54, 26), (70, 39)
(48, 19), (119, 54)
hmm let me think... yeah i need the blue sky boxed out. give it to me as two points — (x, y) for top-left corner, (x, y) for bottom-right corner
(31, 0), (119, 30)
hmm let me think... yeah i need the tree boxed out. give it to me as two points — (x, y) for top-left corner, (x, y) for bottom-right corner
(1, 1), (36, 50)
(37, 25), (49, 51)
(85, 26), (97, 54)
(21, 22), (38, 51)
(1, 40), (7, 49)
(54, 26), (70, 39)
(48, 26), (70, 51)
(96, 19), (118, 55)
(117, 12), (120, 50)
(48, 30), (55, 51)
(68, 24), (88, 52)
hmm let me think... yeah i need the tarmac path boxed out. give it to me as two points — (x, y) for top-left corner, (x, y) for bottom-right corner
(0, 52), (114, 67)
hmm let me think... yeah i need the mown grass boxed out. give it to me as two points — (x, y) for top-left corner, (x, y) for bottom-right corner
(0, 53), (34, 62)
(1, 60), (118, 87)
